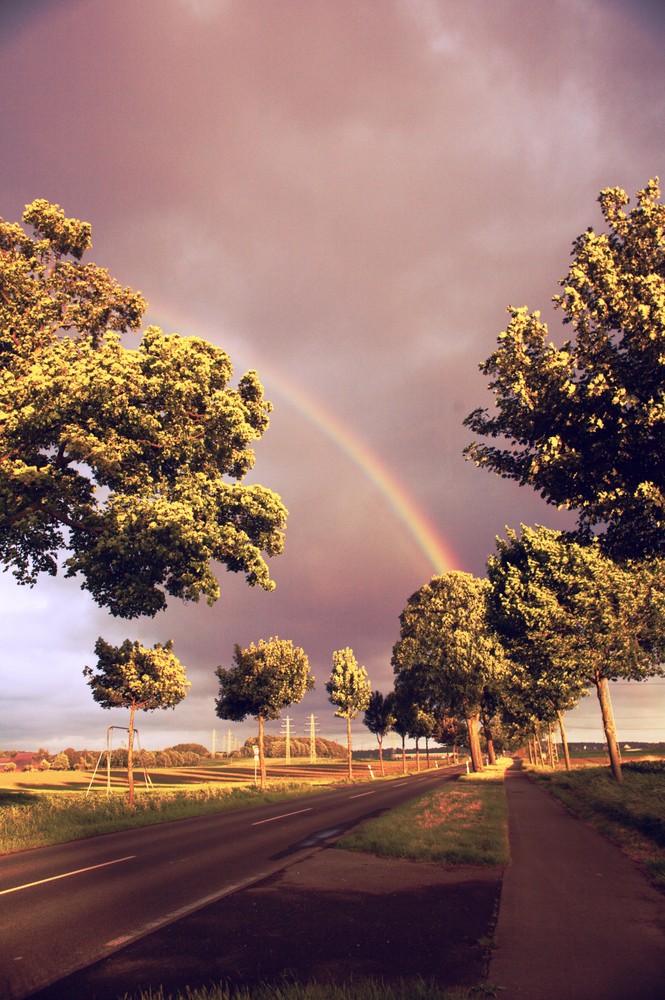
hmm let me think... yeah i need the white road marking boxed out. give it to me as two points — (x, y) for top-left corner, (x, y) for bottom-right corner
(349, 791), (375, 799)
(251, 807), (313, 826)
(0, 855), (136, 896)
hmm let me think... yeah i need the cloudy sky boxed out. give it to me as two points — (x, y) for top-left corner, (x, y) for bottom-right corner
(1, 0), (664, 753)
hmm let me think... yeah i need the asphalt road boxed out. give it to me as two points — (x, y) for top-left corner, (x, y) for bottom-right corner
(1, 765), (461, 999)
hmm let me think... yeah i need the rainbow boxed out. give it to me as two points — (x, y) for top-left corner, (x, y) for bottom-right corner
(145, 308), (460, 576)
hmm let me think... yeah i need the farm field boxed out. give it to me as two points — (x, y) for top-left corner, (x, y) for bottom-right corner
(0, 756), (419, 796)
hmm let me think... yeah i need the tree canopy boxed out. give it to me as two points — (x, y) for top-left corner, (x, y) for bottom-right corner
(326, 647), (371, 778)
(0, 199), (287, 617)
(486, 524), (665, 779)
(83, 636), (188, 804)
(363, 690), (396, 775)
(392, 571), (507, 771)
(465, 180), (665, 557)
(215, 637), (313, 787)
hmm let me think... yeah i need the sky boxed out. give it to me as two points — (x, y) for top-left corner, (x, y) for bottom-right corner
(1, 0), (664, 753)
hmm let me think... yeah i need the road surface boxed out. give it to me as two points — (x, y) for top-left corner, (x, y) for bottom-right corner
(1, 765), (460, 999)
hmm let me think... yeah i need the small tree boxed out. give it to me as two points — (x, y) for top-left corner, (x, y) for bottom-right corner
(84, 637), (189, 805)
(215, 637), (313, 789)
(363, 690), (396, 775)
(326, 647), (371, 779)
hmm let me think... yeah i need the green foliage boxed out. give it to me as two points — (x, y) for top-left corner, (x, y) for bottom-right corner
(241, 734), (346, 758)
(0, 200), (287, 618)
(215, 638), (313, 724)
(465, 179), (665, 558)
(326, 648), (371, 720)
(487, 525), (665, 688)
(84, 637), (189, 712)
(168, 743), (210, 758)
(392, 572), (507, 721)
(363, 691), (396, 742)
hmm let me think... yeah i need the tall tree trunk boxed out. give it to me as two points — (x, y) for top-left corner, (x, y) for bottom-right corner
(547, 724), (555, 769)
(425, 736), (430, 769)
(557, 710), (572, 771)
(534, 723), (546, 766)
(415, 737), (421, 772)
(127, 704), (136, 808)
(378, 736), (384, 776)
(401, 734), (406, 774)
(346, 714), (353, 779)
(481, 713), (497, 765)
(466, 713), (483, 772)
(595, 674), (622, 782)
(258, 715), (267, 789)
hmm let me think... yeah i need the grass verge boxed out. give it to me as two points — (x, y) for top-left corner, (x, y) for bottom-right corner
(528, 759), (665, 889)
(121, 978), (481, 999)
(336, 762), (510, 867)
(0, 782), (322, 854)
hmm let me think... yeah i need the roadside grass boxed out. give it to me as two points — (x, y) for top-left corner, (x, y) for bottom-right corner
(528, 759), (665, 889)
(0, 759), (462, 855)
(121, 978), (481, 999)
(0, 761), (459, 854)
(0, 782), (327, 854)
(336, 760), (510, 867)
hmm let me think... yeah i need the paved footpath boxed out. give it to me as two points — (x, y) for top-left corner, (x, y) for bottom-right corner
(490, 763), (665, 1000)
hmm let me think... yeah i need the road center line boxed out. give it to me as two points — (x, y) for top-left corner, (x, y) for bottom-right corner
(0, 855), (136, 896)
(251, 807), (313, 826)
(349, 791), (376, 799)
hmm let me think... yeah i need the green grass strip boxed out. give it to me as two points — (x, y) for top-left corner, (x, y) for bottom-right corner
(337, 775), (508, 867)
(0, 782), (321, 854)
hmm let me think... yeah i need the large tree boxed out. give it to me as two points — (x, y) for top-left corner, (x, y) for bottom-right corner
(465, 179), (665, 558)
(0, 200), (287, 618)
(83, 637), (189, 806)
(326, 647), (371, 779)
(392, 572), (507, 772)
(487, 525), (665, 780)
(215, 637), (313, 788)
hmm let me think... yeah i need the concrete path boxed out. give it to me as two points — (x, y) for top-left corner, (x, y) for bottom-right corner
(489, 763), (665, 1000)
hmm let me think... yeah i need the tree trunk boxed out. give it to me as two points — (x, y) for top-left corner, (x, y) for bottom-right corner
(595, 674), (622, 782)
(258, 715), (267, 789)
(415, 737), (421, 772)
(534, 723), (546, 766)
(557, 710), (572, 771)
(346, 714), (353, 779)
(401, 734), (406, 774)
(127, 704), (136, 808)
(481, 713), (497, 765)
(378, 735), (385, 776)
(425, 736), (430, 769)
(466, 713), (483, 772)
